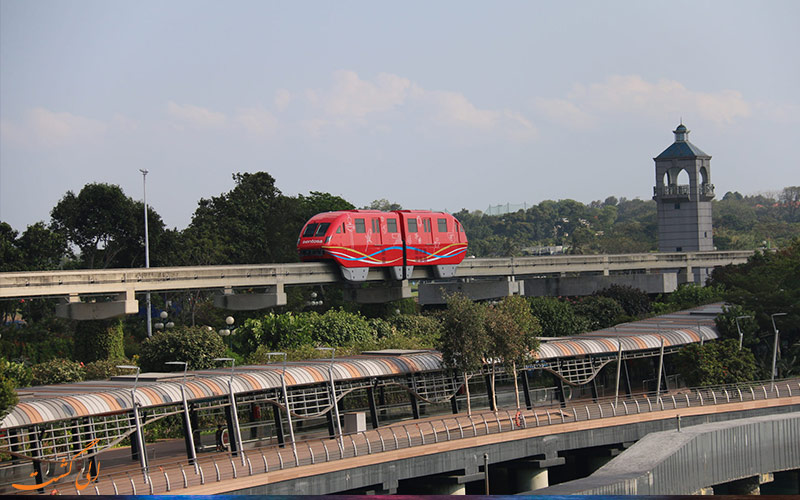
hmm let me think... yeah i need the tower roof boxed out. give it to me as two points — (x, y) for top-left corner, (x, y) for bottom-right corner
(655, 122), (710, 159)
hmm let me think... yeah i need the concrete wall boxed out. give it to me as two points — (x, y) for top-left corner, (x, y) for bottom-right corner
(523, 273), (678, 297)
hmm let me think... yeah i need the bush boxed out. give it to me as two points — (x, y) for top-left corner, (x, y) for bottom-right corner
(84, 359), (128, 381)
(0, 321), (74, 364)
(0, 359), (32, 388)
(528, 297), (589, 337)
(675, 339), (758, 386)
(573, 296), (625, 330)
(594, 285), (652, 317)
(0, 376), (17, 418)
(666, 283), (724, 309)
(138, 326), (226, 372)
(31, 358), (85, 386)
(307, 308), (376, 346)
(388, 315), (442, 344)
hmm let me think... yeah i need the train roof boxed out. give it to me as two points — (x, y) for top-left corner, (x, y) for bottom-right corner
(1, 304), (722, 429)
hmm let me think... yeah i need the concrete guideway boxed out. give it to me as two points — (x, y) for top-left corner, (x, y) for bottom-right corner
(0, 250), (752, 318)
(32, 379), (800, 496)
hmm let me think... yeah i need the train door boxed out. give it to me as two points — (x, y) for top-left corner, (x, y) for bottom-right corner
(370, 217), (383, 262)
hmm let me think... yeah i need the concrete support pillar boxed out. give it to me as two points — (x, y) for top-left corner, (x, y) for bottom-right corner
(213, 284), (287, 310)
(514, 467), (550, 492)
(343, 281), (412, 303)
(431, 482), (466, 495)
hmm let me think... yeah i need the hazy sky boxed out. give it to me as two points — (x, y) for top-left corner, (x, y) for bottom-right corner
(2, 1), (798, 232)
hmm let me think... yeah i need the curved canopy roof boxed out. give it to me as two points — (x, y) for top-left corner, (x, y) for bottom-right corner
(1, 305), (722, 429)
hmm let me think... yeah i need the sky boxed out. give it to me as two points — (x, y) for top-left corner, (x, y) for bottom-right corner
(1, 1), (799, 232)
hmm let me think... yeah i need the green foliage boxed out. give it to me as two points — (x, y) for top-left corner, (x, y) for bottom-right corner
(0, 321), (74, 364)
(31, 358), (85, 386)
(307, 308), (376, 347)
(84, 359), (128, 381)
(237, 312), (313, 355)
(0, 375), (18, 419)
(594, 284), (652, 317)
(50, 183), (164, 268)
(665, 283), (724, 309)
(0, 359), (32, 388)
(74, 320), (125, 363)
(528, 297), (589, 337)
(437, 293), (489, 372)
(714, 305), (759, 348)
(675, 339), (758, 386)
(573, 295), (625, 330)
(387, 314), (442, 344)
(138, 326), (226, 372)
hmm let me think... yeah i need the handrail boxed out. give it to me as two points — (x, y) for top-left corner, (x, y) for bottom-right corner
(26, 378), (800, 495)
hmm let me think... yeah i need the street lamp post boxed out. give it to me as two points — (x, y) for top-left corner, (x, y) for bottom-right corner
(735, 315), (753, 351)
(214, 357), (245, 465)
(218, 316), (235, 349)
(770, 313), (787, 390)
(165, 361), (196, 468)
(116, 365), (148, 477)
(655, 325), (665, 399)
(267, 352), (298, 462)
(614, 337), (623, 407)
(316, 347), (344, 451)
(139, 169), (152, 338)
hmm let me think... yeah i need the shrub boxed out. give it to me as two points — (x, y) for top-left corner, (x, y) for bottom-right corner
(388, 315), (442, 344)
(573, 296), (625, 330)
(138, 326), (226, 372)
(31, 358), (85, 386)
(0, 376), (17, 419)
(528, 297), (590, 337)
(0, 359), (32, 388)
(307, 308), (376, 346)
(84, 359), (128, 381)
(675, 339), (758, 386)
(666, 283), (724, 309)
(594, 285), (652, 317)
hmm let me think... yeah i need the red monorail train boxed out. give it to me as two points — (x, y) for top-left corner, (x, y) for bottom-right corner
(298, 210), (468, 281)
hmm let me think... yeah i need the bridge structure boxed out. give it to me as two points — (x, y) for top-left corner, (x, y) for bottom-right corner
(0, 250), (752, 319)
(1, 303), (776, 495)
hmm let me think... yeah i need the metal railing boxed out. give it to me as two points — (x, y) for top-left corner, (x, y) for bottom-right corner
(12, 378), (799, 495)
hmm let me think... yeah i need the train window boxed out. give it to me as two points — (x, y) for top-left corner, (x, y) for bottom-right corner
(423, 219), (431, 232)
(302, 223), (318, 237)
(336, 225), (342, 234)
(372, 219), (380, 233)
(315, 223), (330, 236)
(408, 219), (418, 233)
(437, 218), (447, 232)
(387, 219), (398, 233)
(355, 218), (366, 233)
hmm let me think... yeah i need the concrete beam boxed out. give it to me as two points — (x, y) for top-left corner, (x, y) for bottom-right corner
(418, 278), (522, 305)
(342, 282), (412, 304)
(213, 285), (286, 310)
(523, 273), (677, 297)
(54, 292), (138, 320)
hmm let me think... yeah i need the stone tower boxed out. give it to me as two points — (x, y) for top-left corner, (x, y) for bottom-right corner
(653, 123), (715, 253)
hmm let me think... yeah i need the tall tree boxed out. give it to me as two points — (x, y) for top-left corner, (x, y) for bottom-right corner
(50, 183), (163, 268)
(438, 294), (489, 415)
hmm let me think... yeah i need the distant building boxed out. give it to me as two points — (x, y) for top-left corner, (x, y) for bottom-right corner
(652, 123), (715, 282)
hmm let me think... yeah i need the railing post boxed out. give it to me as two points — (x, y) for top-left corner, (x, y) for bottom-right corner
(260, 450), (268, 473)
(198, 463), (205, 485)
(308, 442), (316, 464)
(379, 431), (386, 451)
(322, 441), (330, 462)
(737, 388), (743, 401)
(444, 420), (451, 441)
(163, 468), (171, 492)
(418, 424), (425, 445)
(350, 434), (358, 457)
(111, 476), (119, 495)
(403, 425), (412, 446)
(482, 414), (489, 434)
(572, 408), (578, 421)
(598, 404), (604, 418)
(750, 387), (755, 400)
(712, 391), (717, 405)
(685, 394), (690, 407)
(534, 411), (540, 426)
(212, 457), (220, 481)
(763, 386), (768, 399)
(179, 464), (187, 489)
(390, 427), (399, 449)
(724, 389), (729, 403)
(230, 454), (238, 478)
(278, 451), (284, 470)
(585, 406), (591, 420)
(635, 400), (641, 413)
(546, 410), (552, 425)
(623, 401), (629, 415)
(671, 395), (677, 409)
(431, 422), (438, 443)
(469, 416), (477, 436)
